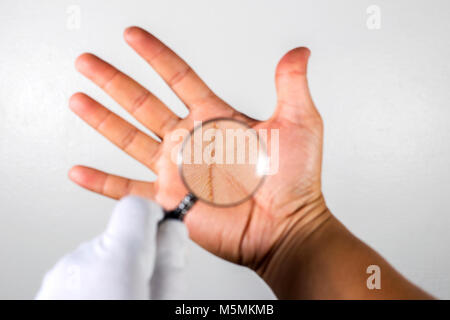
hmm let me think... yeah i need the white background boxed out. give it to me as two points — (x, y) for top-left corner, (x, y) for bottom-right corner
(0, 0), (449, 299)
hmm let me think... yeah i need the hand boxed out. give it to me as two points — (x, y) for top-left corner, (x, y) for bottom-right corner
(68, 27), (329, 287)
(36, 196), (189, 300)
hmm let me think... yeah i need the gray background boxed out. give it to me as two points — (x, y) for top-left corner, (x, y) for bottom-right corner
(1, 0), (449, 299)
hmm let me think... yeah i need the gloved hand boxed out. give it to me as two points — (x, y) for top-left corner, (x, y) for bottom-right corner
(35, 196), (189, 300)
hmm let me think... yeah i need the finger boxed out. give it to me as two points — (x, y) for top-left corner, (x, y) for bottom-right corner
(273, 47), (320, 124)
(69, 165), (156, 200)
(69, 92), (160, 171)
(106, 196), (163, 247)
(150, 220), (189, 299)
(75, 53), (179, 138)
(124, 26), (219, 110)
(105, 196), (162, 287)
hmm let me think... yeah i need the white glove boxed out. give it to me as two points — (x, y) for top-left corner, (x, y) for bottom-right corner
(35, 196), (189, 300)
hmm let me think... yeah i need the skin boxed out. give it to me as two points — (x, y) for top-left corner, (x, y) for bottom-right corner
(69, 26), (432, 299)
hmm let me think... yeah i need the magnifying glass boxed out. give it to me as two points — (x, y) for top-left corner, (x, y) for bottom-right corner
(164, 118), (268, 220)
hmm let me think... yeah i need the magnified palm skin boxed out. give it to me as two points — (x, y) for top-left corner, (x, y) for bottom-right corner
(180, 119), (266, 207)
(68, 27), (329, 275)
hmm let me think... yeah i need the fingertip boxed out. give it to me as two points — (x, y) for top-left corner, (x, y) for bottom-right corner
(68, 165), (84, 183)
(124, 26), (145, 42)
(68, 165), (97, 186)
(124, 26), (161, 53)
(68, 166), (106, 194)
(298, 47), (311, 57)
(75, 52), (92, 71)
(273, 47), (319, 123)
(68, 93), (98, 118)
(284, 47), (311, 61)
(68, 92), (86, 111)
(276, 47), (311, 75)
(75, 53), (102, 76)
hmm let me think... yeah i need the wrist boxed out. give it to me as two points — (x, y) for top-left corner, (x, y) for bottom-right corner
(255, 194), (332, 299)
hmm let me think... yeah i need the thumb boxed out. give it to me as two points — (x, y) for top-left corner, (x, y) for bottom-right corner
(104, 196), (163, 248)
(150, 220), (189, 299)
(273, 47), (319, 124)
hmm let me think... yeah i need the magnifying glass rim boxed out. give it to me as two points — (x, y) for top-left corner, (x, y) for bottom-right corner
(178, 117), (267, 208)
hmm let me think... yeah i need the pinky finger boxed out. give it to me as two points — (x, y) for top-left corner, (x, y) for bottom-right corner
(68, 165), (156, 200)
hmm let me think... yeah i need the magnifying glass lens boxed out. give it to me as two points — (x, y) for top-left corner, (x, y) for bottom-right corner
(180, 119), (267, 206)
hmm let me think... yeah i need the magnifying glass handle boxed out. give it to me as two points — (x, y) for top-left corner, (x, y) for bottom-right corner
(163, 193), (198, 221)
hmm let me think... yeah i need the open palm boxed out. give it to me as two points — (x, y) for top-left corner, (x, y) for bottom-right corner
(69, 27), (328, 272)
